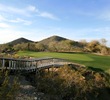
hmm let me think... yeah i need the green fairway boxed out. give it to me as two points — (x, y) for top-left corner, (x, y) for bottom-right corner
(18, 51), (110, 72)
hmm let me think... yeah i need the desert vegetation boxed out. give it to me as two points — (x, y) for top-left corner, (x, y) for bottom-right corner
(0, 36), (110, 55)
(0, 36), (110, 100)
(0, 70), (20, 100)
(29, 65), (110, 100)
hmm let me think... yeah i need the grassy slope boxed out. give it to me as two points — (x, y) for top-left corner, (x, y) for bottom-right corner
(17, 51), (110, 71)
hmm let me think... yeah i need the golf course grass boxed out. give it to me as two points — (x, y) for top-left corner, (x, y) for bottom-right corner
(18, 51), (110, 72)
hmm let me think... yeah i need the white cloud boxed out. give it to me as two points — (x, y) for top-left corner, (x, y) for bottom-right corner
(0, 29), (31, 43)
(27, 5), (38, 12)
(0, 15), (5, 21)
(0, 14), (32, 25)
(38, 12), (59, 20)
(0, 3), (59, 20)
(9, 18), (32, 25)
(0, 4), (37, 16)
(0, 22), (11, 28)
(0, 4), (26, 16)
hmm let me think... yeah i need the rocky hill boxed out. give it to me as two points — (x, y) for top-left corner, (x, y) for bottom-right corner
(8, 37), (33, 45)
(39, 35), (67, 45)
(0, 35), (84, 53)
(0, 35), (109, 54)
(38, 35), (83, 50)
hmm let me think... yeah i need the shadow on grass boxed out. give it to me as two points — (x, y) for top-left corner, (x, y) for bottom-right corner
(88, 66), (104, 72)
(59, 52), (86, 54)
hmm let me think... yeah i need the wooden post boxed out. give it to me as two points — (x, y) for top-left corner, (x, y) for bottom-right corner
(18, 61), (20, 70)
(9, 60), (11, 69)
(0, 59), (1, 67)
(15, 60), (18, 72)
(2, 59), (5, 68)
(18, 60), (22, 70)
(48, 68), (49, 72)
(32, 61), (33, 67)
(24, 61), (26, 69)
(27, 61), (28, 68)
(23, 61), (24, 69)
(11, 61), (13, 69)
(35, 61), (37, 75)
(14, 61), (16, 69)
(27, 61), (29, 71)
(12, 61), (14, 69)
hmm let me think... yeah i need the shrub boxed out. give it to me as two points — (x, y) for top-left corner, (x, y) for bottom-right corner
(0, 71), (20, 100)
(34, 65), (110, 100)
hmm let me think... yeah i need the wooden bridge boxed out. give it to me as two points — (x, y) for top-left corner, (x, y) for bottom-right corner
(0, 57), (71, 73)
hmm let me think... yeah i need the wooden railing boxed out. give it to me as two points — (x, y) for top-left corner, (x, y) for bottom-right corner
(0, 57), (70, 71)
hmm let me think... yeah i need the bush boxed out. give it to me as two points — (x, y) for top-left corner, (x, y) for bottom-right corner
(34, 66), (110, 100)
(0, 71), (20, 100)
(101, 47), (109, 55)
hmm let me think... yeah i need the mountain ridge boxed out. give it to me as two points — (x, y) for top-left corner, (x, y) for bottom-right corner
(38, 35), (71, 45)
(5, 35), (75, 45)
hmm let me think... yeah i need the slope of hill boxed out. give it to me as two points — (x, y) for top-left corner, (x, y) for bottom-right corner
(8, 37), (33, 45)
(0, 35), (84, 53)
(39, 35), (67, 45)
(38, 35), (83, 51)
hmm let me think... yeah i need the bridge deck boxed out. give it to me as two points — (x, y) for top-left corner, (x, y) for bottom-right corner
(0, 57), (71, 72)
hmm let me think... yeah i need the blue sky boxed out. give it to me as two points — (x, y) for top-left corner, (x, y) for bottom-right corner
(0, 0), (110, 46)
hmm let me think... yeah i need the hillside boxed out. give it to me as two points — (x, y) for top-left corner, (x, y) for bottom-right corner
(38, 35), (83, 51)
(8, 37), (33, 45)
(0, 35), (110, 54)
(39, 35), (68, 45)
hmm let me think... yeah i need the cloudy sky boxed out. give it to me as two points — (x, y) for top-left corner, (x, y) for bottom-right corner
(0, 0), (110, 46)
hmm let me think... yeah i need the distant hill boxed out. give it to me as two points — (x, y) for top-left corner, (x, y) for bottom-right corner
(0, 35), (110, 54)
(39, 35), (67, 45)
(8, 37), (33, 45)
(39, 35), (67, 44)
(0, 36), (84, 52)
(36, 35), (83, 52)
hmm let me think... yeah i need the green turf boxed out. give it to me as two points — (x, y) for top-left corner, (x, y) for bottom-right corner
(17, 51), (110, 72)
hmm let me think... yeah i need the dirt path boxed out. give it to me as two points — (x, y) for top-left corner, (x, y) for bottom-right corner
(10, 75), (43, 100)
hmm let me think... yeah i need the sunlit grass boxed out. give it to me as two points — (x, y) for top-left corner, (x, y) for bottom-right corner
(17, 51), (110, 72)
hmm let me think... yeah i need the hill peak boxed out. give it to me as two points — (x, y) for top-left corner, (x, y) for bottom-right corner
(49, 35), (67, 41)
(41, 35), (67, 42)
(39, 35), (67, 45)
(8, 37), (33, 45)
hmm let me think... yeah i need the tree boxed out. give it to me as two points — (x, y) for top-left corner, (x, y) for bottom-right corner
(48, 41), (58, 52)
(35, 43), (45, 51)
(28, 43), (36, 51)
(101, 47), (109, 55)
(87, 40), (101, 52)
(100, 38), (107, 46)
(80, 39), (87, 46)
(13, 43), (28, 51)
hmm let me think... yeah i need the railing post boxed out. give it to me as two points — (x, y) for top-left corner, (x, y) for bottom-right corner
(2, 59), (5, 68)
(14, 61), (16, 69)
(11, 61), (13, 69)
(9, 60), (11, 69)
(24, 61), (26, 69)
